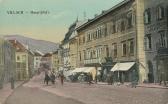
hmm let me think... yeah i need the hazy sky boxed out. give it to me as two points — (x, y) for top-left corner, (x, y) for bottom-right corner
(0, 0), (123, 43)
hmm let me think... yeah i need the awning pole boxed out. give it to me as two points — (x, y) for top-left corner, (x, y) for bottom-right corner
(118, 71), (119, 82)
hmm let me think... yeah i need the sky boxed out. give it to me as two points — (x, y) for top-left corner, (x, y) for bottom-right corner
(0, 0), (123, 43)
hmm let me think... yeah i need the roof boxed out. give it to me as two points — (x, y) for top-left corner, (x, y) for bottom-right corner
(9, 40), (28, 52)
(34, 50), (44, 56)
(62, 22), (76, 44)
(43, 53), (52, 57)
(62, 20), (88, 44)
(77, 0), (131, 31)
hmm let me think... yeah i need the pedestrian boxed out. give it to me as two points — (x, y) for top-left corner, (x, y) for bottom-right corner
(44, 71), (50, 85)
(50, 71), (56, 84)
(131, 69), (137, 88)
(60, 73), (64, 86)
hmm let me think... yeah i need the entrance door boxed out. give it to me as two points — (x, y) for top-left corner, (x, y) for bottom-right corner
(148, 61), (154, 83)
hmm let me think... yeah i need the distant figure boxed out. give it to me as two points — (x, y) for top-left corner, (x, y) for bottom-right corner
(60, 73), (64, 86)
(44, 71), (50, 85)
(50, 71), (56, 84)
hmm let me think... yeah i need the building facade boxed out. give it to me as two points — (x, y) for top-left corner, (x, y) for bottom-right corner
(0, 38), (16, 89)
(52, 48), (63, 72)
(62, 20), (87, 70)
(40, 53), (52, 70)
(33, 50), (43, 72)
(144, 0), (168, 83)
(9, 40), (33, 81)
(76, 0), (147, 83)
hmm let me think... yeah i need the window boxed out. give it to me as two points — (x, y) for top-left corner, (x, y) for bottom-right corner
(22, 55), (26, 62)
(112, 43), (117, 58)
(122, 42), (127, 56)
(144, 9), (151, 24)
(84, 50), (86, 59)
(83, 36), (85, 43)
(156, 6), (164, 20)
(96, 48), (101, 58)
(79, 52), (81, 61)
(90, 50), (93, 59)
(112, 23), (116, 34)
(17, 56), (20, 61)
(144, 34), (152, 50)
(98, 27), (101, 38)
(159, 31), (167, 47)
(106, 46), (109, 57)
(127, 12), (133, 28)
(121, 20), (125, 32)
(129, 40), (134, 55)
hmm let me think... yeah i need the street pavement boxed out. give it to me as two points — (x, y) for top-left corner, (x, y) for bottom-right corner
(4, 72), (168, 104)
(5, 86), (84, 104)
(0, 81), (24, 104)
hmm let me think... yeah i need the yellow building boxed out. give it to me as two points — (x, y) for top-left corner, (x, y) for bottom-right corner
(76, 0), (147, 83)
(52, 49), (63, 72)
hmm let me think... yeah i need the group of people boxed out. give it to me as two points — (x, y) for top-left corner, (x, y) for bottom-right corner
(44, 70), (64, 86)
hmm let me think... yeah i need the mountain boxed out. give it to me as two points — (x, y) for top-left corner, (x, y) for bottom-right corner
(4, 35), (60, 54)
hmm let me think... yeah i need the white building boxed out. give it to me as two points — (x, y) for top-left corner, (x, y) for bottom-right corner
(33, 50), (43, 72)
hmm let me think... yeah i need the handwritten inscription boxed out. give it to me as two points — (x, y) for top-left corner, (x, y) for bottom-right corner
(7, 10), (50, 15)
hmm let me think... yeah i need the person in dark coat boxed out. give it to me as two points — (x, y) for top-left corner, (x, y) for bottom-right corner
(59, 73), (64, 86)
(50, 71), (56, 84)
(44, 71), (50, 85)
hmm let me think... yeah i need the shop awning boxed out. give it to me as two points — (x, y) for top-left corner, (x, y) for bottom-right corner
(72, 67), (96, 73)
(111, 62), (135, 72)
(72, 68), (85, 73)
(83, 67), (96, 73)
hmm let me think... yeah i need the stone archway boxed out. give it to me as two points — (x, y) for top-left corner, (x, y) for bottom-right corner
(147, 61), (154, 83)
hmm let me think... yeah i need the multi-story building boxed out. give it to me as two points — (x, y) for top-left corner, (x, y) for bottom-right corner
(0, 38), (16, 89)
(9, 40), (34, 81)
(52, 48), (63, 72)
(40, 53), (52, 70)
(33, 50), (43, 72)
(76, 0), (147, 83)
(62, 20), (87, 70)
(144, 0), (168, 83)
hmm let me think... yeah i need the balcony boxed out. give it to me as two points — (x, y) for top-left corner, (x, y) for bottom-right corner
(84, 58), (99, 65)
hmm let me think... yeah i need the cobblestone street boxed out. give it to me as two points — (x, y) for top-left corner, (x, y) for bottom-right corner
(4, 73), (168, 104)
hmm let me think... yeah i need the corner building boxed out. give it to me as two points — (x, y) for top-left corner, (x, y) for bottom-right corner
(76, 0), (147, 83)
(144, 0), (168, 83)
